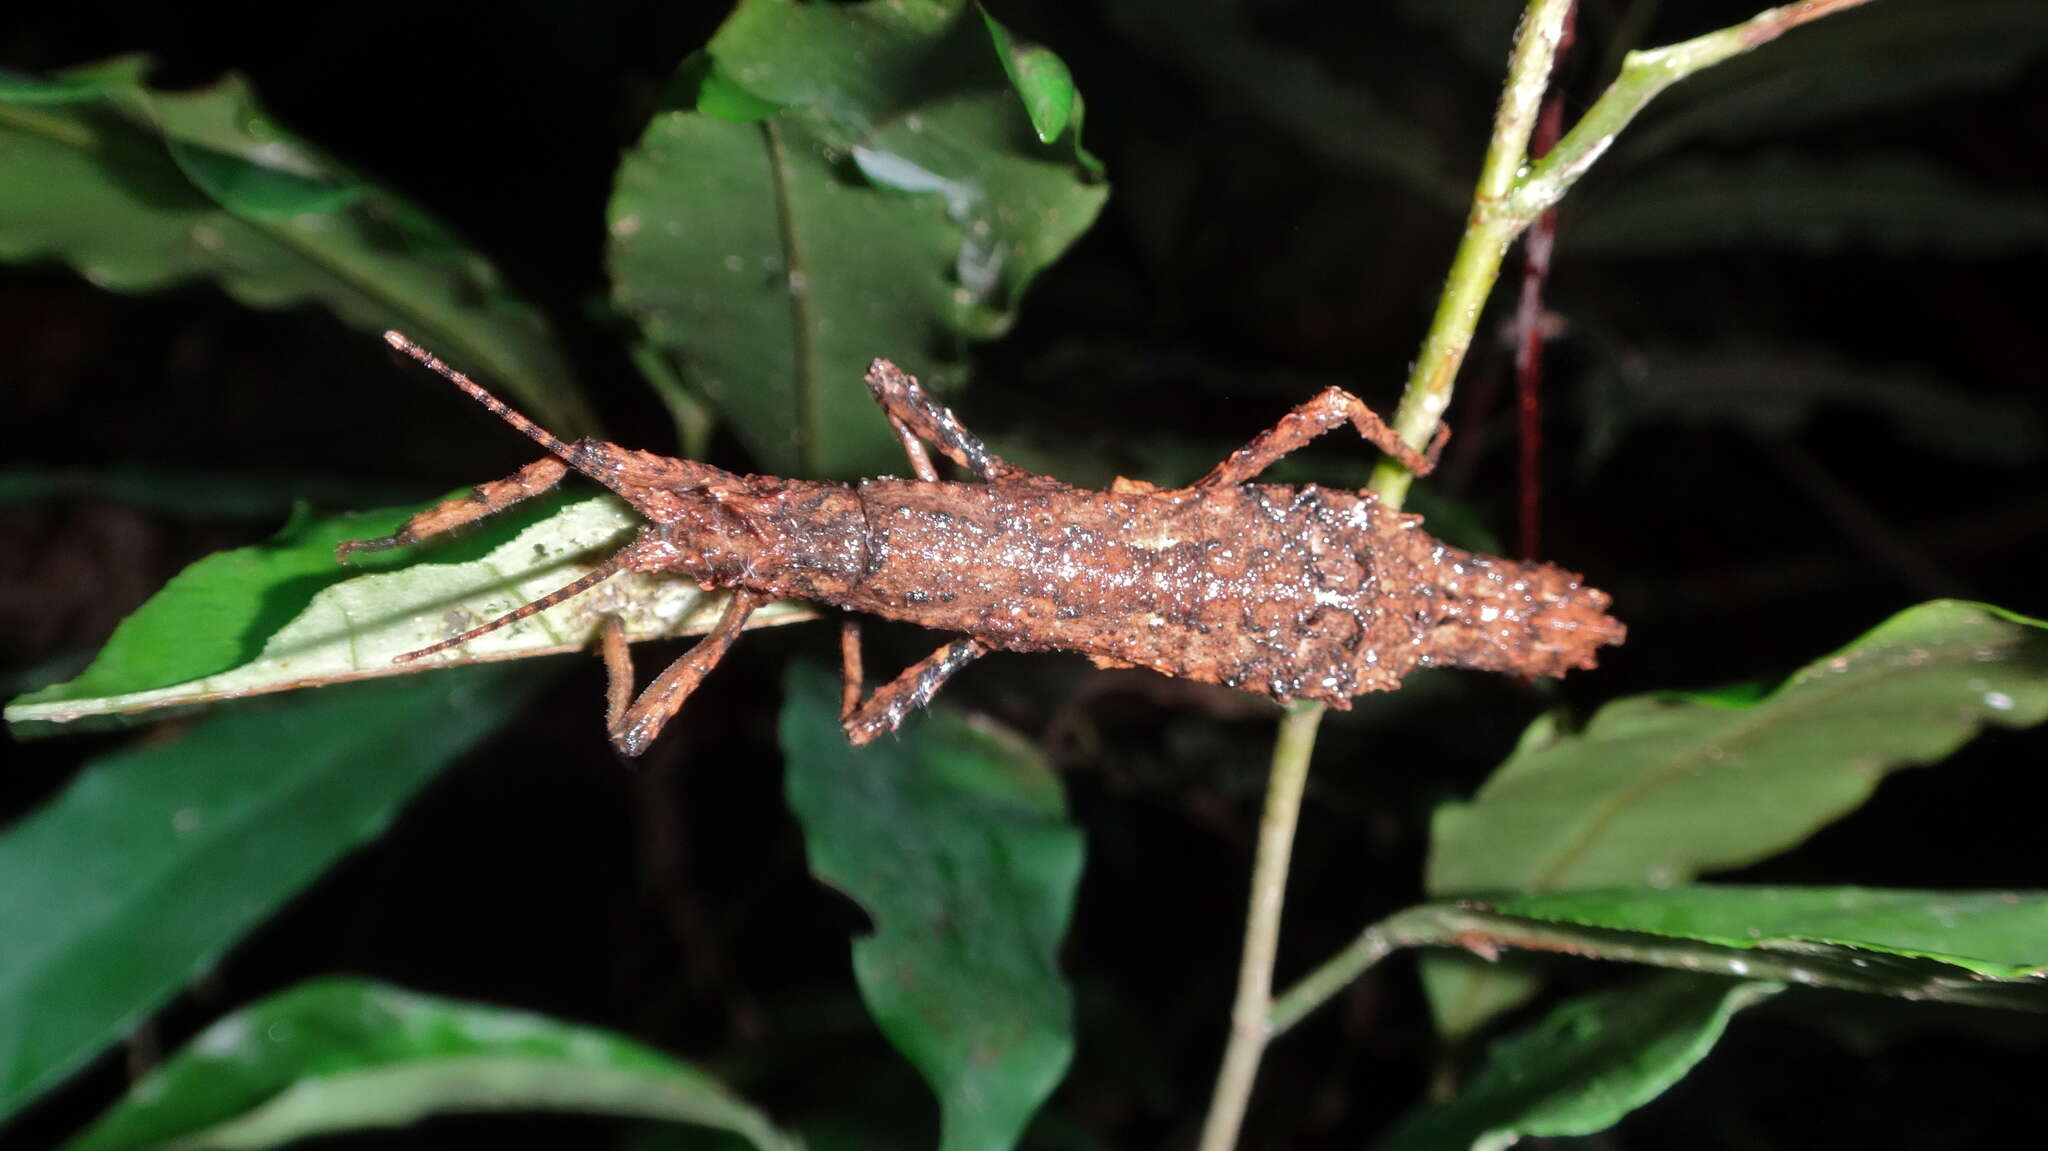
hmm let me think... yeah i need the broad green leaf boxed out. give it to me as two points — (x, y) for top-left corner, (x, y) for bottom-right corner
(1378, 976), (1780, 1151)
(607, 0), (1107, 478)
(1492, 887), (2048, 980)
(0, 57), (593, 434)
(1618, 0), (2048, 163)
(1430, 601), (2048, 895)
(779, 664), (1083, 1151)
(1423, 601), (2048, 1039)
(0, 670), (538, 1123)
(1580, 343), (2043, 466)
(61, 979), (799, 1151)
(1565, 154), (2048, 257)
(5, 494), (813, 735)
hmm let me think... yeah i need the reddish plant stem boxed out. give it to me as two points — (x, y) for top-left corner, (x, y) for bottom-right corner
(1512, 5), (1574, 562)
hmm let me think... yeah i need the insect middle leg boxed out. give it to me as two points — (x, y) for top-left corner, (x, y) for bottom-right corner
(1194, 388), (1449, 488)
(838, 618), (987, 745)
(601, 588), (766, 757)
(864, 359), (1021, 482)
(336, 456), (569, 561)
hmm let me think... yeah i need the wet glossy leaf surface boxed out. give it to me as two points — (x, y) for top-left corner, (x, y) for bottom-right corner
(60, 979), (798, 1151)
(5, 494), (813, 735)
(0, 57), (592, 433)
(779, 664), (1082, 1151)
(1490, 886), (2048, 979)
(1378, 976), (1780, 1150)
(608, 0), (1106, 478)
(0, 669), (538, 1122)
(1423, 601), (2048, 1038)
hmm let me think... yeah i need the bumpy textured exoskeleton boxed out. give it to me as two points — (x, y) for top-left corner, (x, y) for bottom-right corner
(339, 332), (1624, 755)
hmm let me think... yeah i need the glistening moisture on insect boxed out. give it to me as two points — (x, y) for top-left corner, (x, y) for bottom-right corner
(337, 331), (1625, 754)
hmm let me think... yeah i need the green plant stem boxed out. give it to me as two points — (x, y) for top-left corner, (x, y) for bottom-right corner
(1197, 5), (1577, 1146)
(1266, 903), (2047, 1033)
(1195, 698), (1324, 1151)
(1511, 0), (1880, 218)
(1367, 0), (1877, 505)
(1368, 0), (1574, 509)
(1194, 1), (1894, 1142)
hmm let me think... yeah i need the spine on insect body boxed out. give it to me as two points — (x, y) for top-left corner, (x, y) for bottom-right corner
(1383, 541), (1626, 682)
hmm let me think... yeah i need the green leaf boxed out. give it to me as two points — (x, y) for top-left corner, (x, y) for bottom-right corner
(1580, 343), (2043, 467)
(6, 494), (814, 735)
(1618, 0), (2048, 163)
(60, 979), (799, 1151)
(976, 5), (1088, 158)
(0, 57), (594, 435)
(1430, 601), (2048, 896)
(0, 670), (538, 1123)
(1422, 600), (2048, 1038)
(1491, 887), (2048, 980)
(1565, 154), (2048, 257)
(607, 0), (1107, 478)
(779, 663), (1083, 1151)
(1378, 976), (1780, 1150)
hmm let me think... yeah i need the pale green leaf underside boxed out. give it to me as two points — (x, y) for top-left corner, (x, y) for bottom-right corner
(62, 979), (799, 1151)
(5, 495), (813, 733)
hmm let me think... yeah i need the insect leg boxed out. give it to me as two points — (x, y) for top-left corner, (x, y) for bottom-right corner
(605, 588), (767, 757)
(336, 456), (570, 561)
(864, 359), (1022, 482)
(1193, 388), (1449, 487)
(839, 619), (987, 745)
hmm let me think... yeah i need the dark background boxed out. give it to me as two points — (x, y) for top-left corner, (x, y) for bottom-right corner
(4, 1), (2046, 1147)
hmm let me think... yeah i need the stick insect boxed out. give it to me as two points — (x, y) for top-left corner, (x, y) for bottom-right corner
(339, 333), (1624, 754)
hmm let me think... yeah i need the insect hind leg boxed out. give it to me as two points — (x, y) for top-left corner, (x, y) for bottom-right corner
(864, 359), (1020, 482)
(1195, 387), (1448, 488)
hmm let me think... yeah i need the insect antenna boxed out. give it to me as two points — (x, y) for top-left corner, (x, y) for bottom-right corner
(393, 559), (625, 663)
(382, 331), (600, 477)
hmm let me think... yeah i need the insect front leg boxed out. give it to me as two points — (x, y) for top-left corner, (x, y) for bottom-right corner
(336, 456), (569, 561)
(838, 618), (987, 745)
(1194, 388), (1449, 487)
(601, 588), (766, 757)
(863, 359), (1022, 482)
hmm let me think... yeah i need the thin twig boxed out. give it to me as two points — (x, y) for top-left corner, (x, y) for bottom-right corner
(1369, 0), (1880, 506)
(1369, 0), (1577, 509)
(1511, 0), (1881, 219)
(1195, 699), (1325, 1151)
(1195, 5), (1576, 1146)
(1195, 1), (1891, 1138)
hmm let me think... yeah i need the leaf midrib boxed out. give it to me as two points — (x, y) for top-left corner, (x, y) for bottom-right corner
(761, 117), (819, 475)
(1523, 632), (2023, 891)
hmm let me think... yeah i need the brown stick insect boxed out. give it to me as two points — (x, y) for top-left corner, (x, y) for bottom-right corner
(338, 332), (1624, 755)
